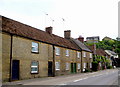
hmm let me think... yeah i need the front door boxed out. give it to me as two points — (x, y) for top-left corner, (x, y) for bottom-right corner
(12, 60), (19, 80)
(48, 61), (53, 76)
(74, 63), (76, 73)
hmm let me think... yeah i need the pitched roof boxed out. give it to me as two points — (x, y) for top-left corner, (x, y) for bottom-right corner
(105, 50), (117, 55)
(87, 45), (109, 56)
(96, 49), (108, 56)
(1, 16), (80, 51)
(71, 39), (92, 52)
(87, 45), (96, 54)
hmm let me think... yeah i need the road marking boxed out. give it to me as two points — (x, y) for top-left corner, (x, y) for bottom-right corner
(59, 83), (67, 85)
(73, 79), (83, 82)
(73, 77), (89, 82)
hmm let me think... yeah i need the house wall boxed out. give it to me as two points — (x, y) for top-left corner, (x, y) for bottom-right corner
(0, 16), (2, 83)
(55, 46), (81, 76)
(0, 32), (2, 83)
(2, 33), (11, 82)
(82, 51), (93, 71)
(2, 32), (82, 82)
(12, 35), (49, 80)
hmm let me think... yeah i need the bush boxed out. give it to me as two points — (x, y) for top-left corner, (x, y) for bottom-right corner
(92, 61), (98, 71)
(84, 68), (91, 72)
(107, 65), (113, 69)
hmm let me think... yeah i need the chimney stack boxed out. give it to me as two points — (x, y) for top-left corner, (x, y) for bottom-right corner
(78, 36), (84, 43)
(45, 26), (53, 34)
(64, 30), (71, 39)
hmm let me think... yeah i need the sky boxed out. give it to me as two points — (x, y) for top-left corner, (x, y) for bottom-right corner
(0, 0), (119, 40)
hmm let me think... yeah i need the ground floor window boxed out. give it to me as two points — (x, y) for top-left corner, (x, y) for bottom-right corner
(78, 63), (80, 69)
(90, 63), (92, 68)
(84, 63), (86, 68)
(55, 62), (60, 70)
(31, 61), (39, 74)
(66, 62), (70, 70)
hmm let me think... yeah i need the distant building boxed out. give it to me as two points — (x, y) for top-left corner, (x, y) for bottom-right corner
(86, 36), (100, 43)
(102, 36), (112, 41)
(105, 50), (118, 67)
(117, 37), (120, 41)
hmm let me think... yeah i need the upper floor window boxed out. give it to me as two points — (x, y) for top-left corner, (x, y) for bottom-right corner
(31, 61), (39, 74)
(83, 52), (86, 57)
(66, 50), (69, 56)
(55, 47), (60, 55)
(90, 53), (92, 58)
(77, 52), (81, 58)
(32, 42), (39, 53)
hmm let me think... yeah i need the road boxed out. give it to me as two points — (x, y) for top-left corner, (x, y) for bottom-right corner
(2, 69), (119, 86)
(67, 70), (118, 85)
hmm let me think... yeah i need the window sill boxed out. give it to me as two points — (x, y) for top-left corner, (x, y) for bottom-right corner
(31, 51), (39, 54)
(56, 54), (60, 56)
(31, 72), (39, 74)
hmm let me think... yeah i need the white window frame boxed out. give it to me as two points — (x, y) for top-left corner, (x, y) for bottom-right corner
(55, 62), (60, 70)
(90, 53), (92, 58)
(55, 47), (60, 56)
(84, 63), (86, 68)
(31, 61), (39, 74)
(90, 63), (92, 68)
(66, 50), (69, 57)
(77, 52), (81, 58)
(77, 63), (81, 69)
(83, 52), (86, 57)
(32, 42), (39, 53)
(66, 62), (69, 70)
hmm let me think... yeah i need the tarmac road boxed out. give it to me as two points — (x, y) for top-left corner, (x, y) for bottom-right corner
(2, 69), (119, 86)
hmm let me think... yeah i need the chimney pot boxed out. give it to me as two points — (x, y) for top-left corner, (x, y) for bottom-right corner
(78, 36), (84, 43)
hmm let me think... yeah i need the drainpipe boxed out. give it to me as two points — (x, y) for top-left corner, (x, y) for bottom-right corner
(53, 45), (55, 77)
(9, 34), (13, 82)
(81, 51), (83, 73)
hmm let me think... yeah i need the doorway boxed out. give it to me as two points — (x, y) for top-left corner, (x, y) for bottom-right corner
(71, 63), (77, 73)
(12, 60), (19, 80)
(48, 61), (53, 76)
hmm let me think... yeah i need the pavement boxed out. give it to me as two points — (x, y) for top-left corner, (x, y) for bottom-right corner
(2, 69), (119, 86)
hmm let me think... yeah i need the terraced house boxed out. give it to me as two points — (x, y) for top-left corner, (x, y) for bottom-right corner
(1, 16), (93, 82)
(70, 36), (93, 72)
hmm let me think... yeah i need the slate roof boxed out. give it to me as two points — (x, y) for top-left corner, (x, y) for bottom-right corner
(1, 16), (80, 51)
(71, 39), (92, 52)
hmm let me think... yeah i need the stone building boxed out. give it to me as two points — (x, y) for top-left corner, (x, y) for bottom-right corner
(1, 16), (87, 82)
(71, 36), (93, 72)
